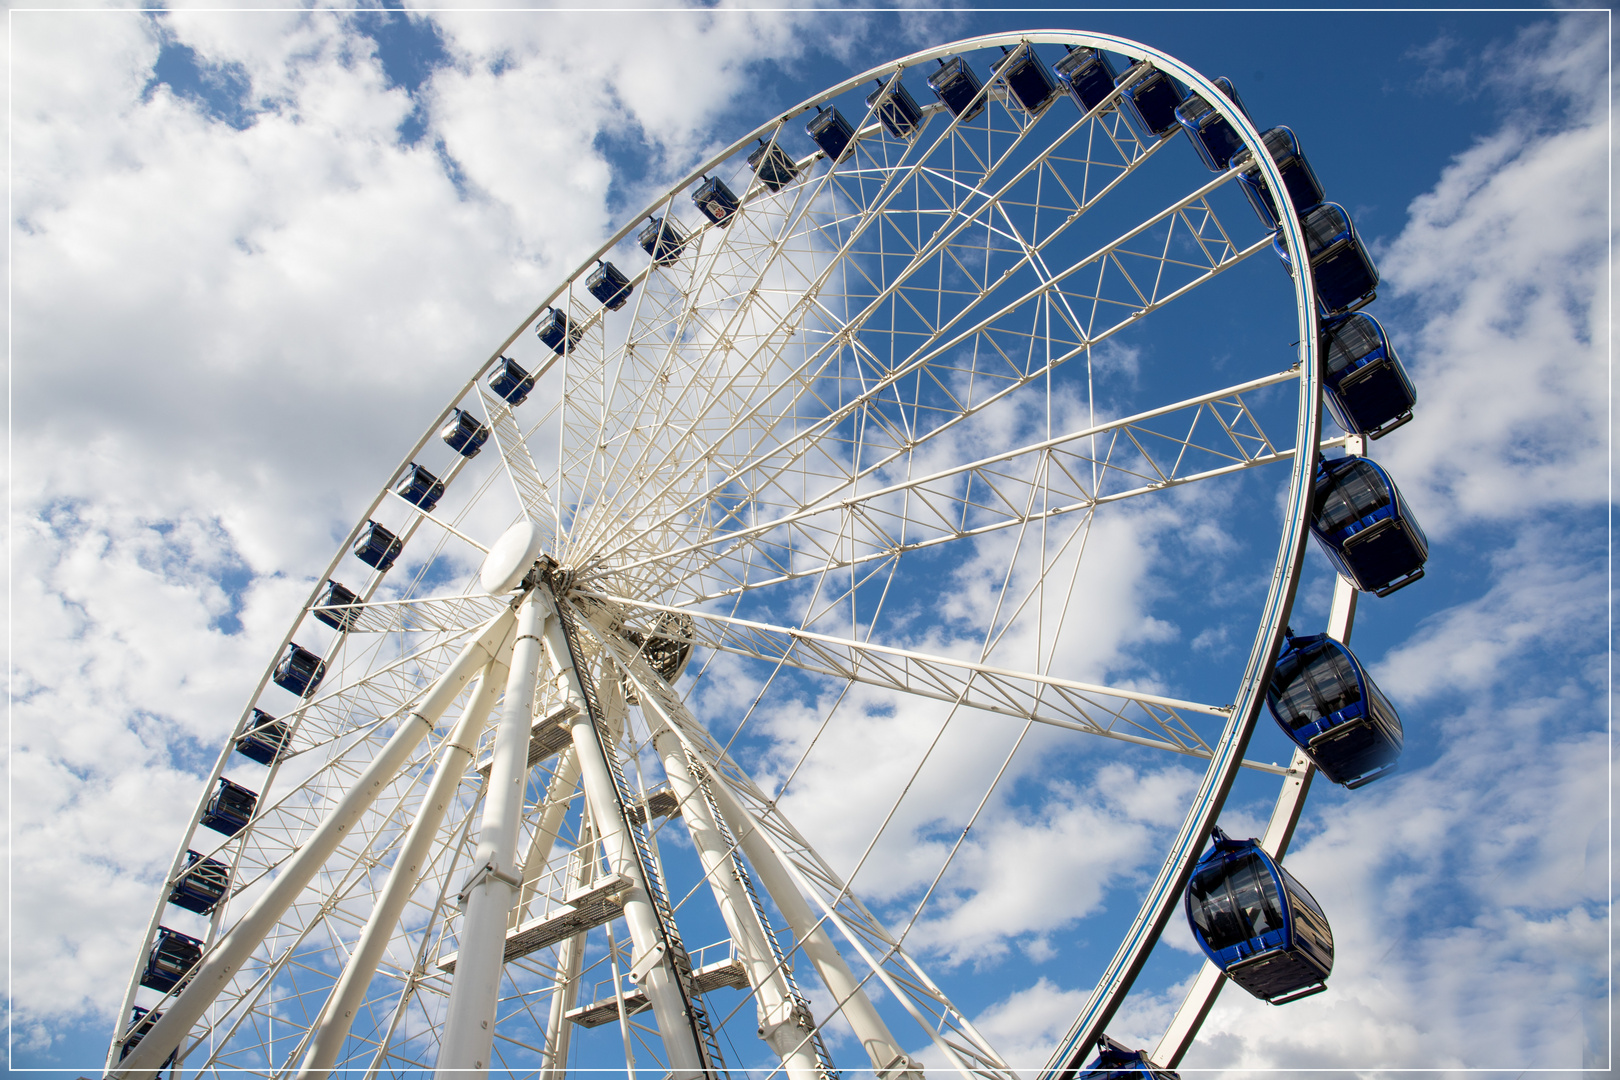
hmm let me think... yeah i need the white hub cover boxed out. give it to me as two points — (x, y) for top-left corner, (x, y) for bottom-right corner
(479, 520), (544, 594)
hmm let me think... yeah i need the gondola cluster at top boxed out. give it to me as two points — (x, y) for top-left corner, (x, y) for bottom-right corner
(124, 39), (1430, 1080)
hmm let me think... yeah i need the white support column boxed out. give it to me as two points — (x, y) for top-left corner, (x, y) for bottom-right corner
(539, 816), (595, 1080)
(652, 725), (822, 1080)
(437, 591), (549, 1074)
(112, 609), (520, 1080)
(694, 765), (908, 1075)
(295, 660), (506, 1080)
(538, 598), (708, 1080)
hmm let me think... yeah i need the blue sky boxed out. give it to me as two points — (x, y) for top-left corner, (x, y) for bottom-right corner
(6, 6), (1609, 1078)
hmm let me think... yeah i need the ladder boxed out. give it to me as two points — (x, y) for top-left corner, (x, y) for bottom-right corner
(550, 586), (729, 1079)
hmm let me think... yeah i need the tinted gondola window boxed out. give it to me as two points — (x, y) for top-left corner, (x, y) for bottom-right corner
(1313, 460), (1391, 534)
(1302, 204), (1349, 255)
(1272, 641), (1362, 731)
(1188, 851), (1283, 950)
(1323, 316), (1383, 376)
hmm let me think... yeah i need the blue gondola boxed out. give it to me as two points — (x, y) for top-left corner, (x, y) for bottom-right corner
(1274, 202), (1379, 314)
(1054, 45), (1118, 114)
(537, 307), (583, 356)
(273, 642), (327, 697)
(312, 579), (359, 632)
(1310, 455), (1428, 596)
(1185, 828), (1333, 1004)
(1320, 313), (1416, 439)
(1175, 77), (1250, 171)
(440, 407), (491, 455)
(638, 215), (687, 267)
(200, 777), (258, 837)
(692, 175), (740, 227)
(168, 850), (230, 915)
(121, 1006), (177, 1067)
(805, 106), (855, 162)
(865, 78), (923, 141)
(747, 139), (798, 194)
(353, 520), (403, 571)
(1234, 126), (1325, 229)
(141, 926), (204, 993)
(394, 463), (444, 512)
(488, 356), (537, 406)
(927, 56), (985, 122)
(1077, 1036), (1180, 1079)
(1268, 631), (1403, 788)
(1115, 60), (1184, 136)
(991, 45), (1058, 114)
(586, 260), (634, 311)
(234, 707), (290, 765)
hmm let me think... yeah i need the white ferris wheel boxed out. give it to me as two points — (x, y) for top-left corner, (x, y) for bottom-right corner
(109, 30), (1364, 1080)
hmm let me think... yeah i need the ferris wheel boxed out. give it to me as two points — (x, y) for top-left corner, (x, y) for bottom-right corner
(107, 30), (1423, 1080)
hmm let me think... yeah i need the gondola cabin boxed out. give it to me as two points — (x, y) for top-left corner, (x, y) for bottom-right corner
(234, 707), (291, 765)
(1234, 126), (1324, 229)
(586, 260), (634, 310)
(806, 106), (856, 162)
(1268, 633), (1404, 788)
(1185, 829), (1333, 1004)
(1078, 1036), (1180, 1079)
(1320, 313), (1417, 439)
(746, 140), (799, 194)
(121, 1006), (177, 1067)
(1114, 60), (1184, 136)
(1310, 456), (1428, 596)
(991, 45), (1058, 114)
(141, 926), (205, 993)
(1053, 45), (1118, 114)
(865, 78), (923, 141)
(440, 407), (491, 456)
(394, 463), (444, 512)
(273, 642), (327, 697)
(201, 777), (259, 836)
(536, 307), (583, 356)
(1175, 77), (1250, 171)
(168, 849), (231, 915)
(1273, 202), (1379, 314)
(488, 355), (536, 406)
(927, 57), (985, 122)
(312, 579), (359, 632)
(692, 175), (740, 226)
(353, 520), (403, 571)
(637, 215), (687, 267)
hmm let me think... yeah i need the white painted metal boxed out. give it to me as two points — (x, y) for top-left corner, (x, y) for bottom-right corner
(538, 815), (596, 1080)
(296, 660), (505, 1080)
(538, 597), (709, 1080)
(112, 607), (518, 1078)
(651, 722), (822, 1080)
(436, 590), (547, 1074)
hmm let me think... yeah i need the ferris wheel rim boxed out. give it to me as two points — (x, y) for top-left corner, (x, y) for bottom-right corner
(111, 29), (1325, 1080)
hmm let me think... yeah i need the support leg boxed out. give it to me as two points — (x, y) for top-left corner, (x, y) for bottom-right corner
(296, 660), (506, 1080)
(112, 609), (519, 1080)
(437, 591), (548, 1074)
(539, 599), (709, 1080)
(652, 725), (822, 1080)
